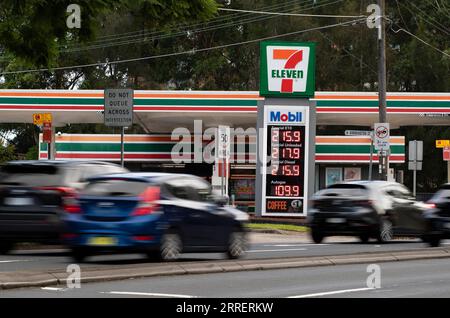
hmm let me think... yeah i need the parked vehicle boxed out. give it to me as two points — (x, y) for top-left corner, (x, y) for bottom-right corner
(0, 160), (127, 254)
(63, 173), (249, 262)
(423, 184), (450, 247)
(307, 181), (429, 243)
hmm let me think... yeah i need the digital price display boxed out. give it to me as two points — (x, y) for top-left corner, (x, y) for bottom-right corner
(261, 105), (309, 216)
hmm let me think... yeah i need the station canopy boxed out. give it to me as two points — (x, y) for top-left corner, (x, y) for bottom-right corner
(0, 90), (449, 131)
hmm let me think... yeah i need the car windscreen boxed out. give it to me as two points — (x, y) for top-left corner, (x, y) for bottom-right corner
(316, 184), (369, 197)
(0, 164), (64, 187)
(430, 188), (450, 202)
(81, 179), (151, 197)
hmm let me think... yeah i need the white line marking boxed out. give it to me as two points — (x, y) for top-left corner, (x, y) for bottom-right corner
(41, 287), (65, 291)
(0, 260), (28, 263)
(288, 287), (375, 298)
(247, 248), (307, 253)
(101, 291), (197, 298)
(263, 244), (329, 247)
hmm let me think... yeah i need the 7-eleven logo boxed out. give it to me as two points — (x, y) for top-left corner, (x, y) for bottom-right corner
(266, 45), (310, 94)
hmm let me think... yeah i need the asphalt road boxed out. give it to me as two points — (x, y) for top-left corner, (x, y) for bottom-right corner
(0, 237), (442, 273)
(3, 257), (450, 297)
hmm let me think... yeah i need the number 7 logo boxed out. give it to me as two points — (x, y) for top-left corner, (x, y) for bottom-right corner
(273, 49), (303, 93)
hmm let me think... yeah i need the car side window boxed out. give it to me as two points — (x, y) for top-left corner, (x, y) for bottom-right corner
(187, 178), (212, 202)
(164, 178), (190, 200)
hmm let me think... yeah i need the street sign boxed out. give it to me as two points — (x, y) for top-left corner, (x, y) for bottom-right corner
(374, 123), (390, 151)
(436, 140), (450, 148)
(217, 125), (231, 159)
(408, 161), (423, 171)
(408, 140), (423, 161)
(104, 88), (134, 127)
(444, 147), (450, 161)
(344, 130), (372, 136)
(33, 113), (52, 125)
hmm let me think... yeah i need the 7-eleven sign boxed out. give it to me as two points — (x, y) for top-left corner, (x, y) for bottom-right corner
(260, 41), (315, 97)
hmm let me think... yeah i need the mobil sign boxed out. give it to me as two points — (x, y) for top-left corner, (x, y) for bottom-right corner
(268, 110), (303, 124)
(260, 41), (315, 98)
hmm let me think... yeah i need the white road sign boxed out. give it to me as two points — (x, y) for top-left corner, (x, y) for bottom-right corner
(374, 123), (390, 151)
(345, 130), (373, 136)
(104, 88), (134, 127)
(217, 125), (231, 159)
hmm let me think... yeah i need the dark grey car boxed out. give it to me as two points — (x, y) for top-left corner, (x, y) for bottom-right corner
(308, 181), (428, 243)
(0, 160), (127, 253)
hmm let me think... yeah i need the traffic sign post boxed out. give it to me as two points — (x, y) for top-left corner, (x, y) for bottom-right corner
(374, 123), (390, 180)
(104, 88), (134, 167)
(408, 140), (423, 197)
(33, 113), (53, 160)
(217, 125), (231, 198)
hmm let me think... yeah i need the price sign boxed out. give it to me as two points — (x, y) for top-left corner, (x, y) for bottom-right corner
(261, 105), (309, 216)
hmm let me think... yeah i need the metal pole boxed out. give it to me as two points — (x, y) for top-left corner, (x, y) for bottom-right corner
(120, 127), (125, 167)
(377, 0), (388, 181)
(369, 135), (373, 180)
(221, 159), (225, 196)
(413, 140), (417, 197)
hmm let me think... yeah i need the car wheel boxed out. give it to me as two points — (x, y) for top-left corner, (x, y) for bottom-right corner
(377, 218), (393, 243)
(428, 236), (441, 247)
(0, 241), (13, 255)
(160, 232), (182, 261)
(227, 231), (247, 259)
(311, 230), (324, 244)
(359, 234), (370, 243)
(71, 247), (88, 263)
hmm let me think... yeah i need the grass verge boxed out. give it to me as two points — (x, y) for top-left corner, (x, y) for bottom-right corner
(246, 223), (308, 233)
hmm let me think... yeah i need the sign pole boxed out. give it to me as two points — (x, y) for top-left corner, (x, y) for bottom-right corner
(120, 127), (125, 167)
(369, 136), (373, 181)
(413, 140), (417, 197)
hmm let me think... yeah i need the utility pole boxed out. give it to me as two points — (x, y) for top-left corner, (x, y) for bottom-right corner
(377, 0), (388, 181)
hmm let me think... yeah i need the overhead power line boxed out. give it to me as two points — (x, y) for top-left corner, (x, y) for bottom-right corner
(0, 18), (366, 76)
(392, 25), (450, 58)
(217, 7), (365, 19)
(60, 0), (344, 53)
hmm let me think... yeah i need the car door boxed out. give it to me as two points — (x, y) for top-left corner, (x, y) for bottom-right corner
(389, 185), (426, 234)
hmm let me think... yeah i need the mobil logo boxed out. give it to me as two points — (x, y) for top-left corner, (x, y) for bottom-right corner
(269, 111), (302, 123)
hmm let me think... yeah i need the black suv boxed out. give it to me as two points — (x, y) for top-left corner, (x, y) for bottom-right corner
(0, 160), (127, 253)
(308, 181), (428, 243)
(423, 184), (450, 247)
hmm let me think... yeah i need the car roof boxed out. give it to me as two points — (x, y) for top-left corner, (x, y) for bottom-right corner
(328, 180), (403, 189)
(87, 172), (199, 183)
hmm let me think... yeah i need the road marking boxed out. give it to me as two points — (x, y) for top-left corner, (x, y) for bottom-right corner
(41, 287), (65, 292)
(287, 287), (375, 298)
(101, 291), (197, 298)
(0, 260), (28, 263)
(247, 248), (307, 253)
(263, 244), (329, 247)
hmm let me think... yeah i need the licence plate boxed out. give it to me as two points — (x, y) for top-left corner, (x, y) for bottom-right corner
(4, 197), (34, 206)
(326, 218), (346, 224)
(88, 237), (117, 246)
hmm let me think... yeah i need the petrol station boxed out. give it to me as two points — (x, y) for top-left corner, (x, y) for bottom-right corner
(0, 42), (449, 217)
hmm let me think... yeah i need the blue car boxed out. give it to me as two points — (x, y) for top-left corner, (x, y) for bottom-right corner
(62, 173), (248, 262)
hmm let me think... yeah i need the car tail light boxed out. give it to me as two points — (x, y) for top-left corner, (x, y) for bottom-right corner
(38, 187), (81, 214)
(131, 186), (160, 216)
(133, 235), (154, 241)
(424, 203), (436, 209)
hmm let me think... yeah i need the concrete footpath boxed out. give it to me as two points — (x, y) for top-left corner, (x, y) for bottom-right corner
(1, 240), (450, 290)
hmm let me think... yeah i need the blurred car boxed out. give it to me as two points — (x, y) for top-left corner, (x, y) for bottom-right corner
(307, 181), (428, 244)
(63, 173), (248, 262)
(0, 160), (127, 254)
(422, 184), (450, 247)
